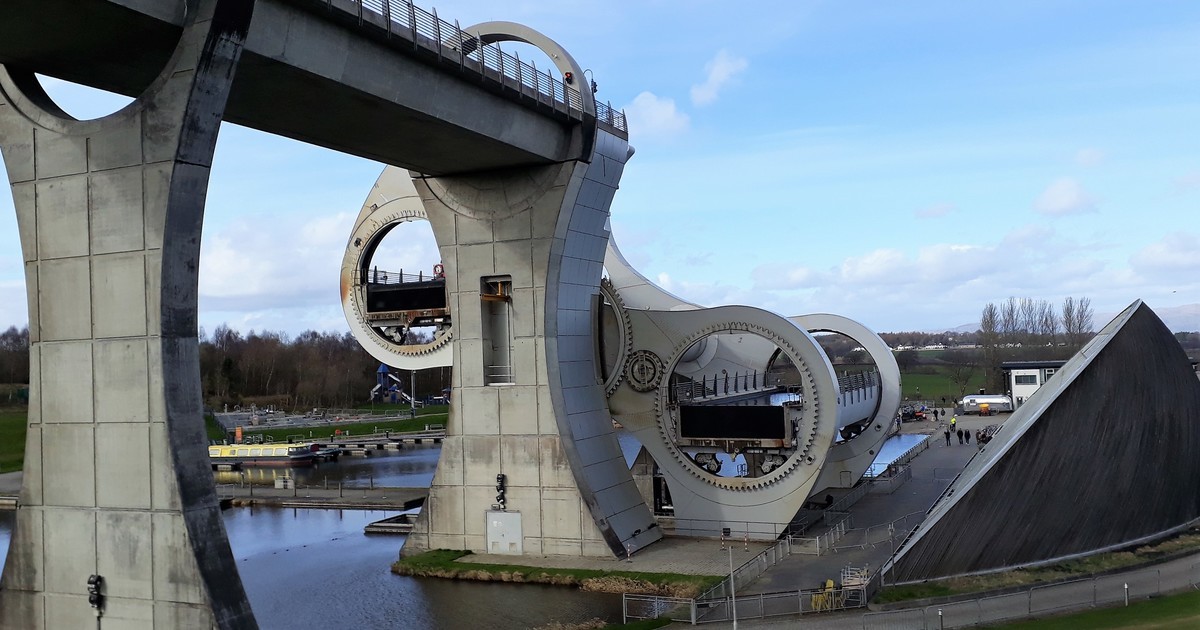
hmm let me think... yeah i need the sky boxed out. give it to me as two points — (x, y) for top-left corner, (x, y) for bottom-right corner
(1, 0), (1198, 337)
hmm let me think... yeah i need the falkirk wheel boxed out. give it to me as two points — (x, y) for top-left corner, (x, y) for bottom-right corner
(342, 165), (901, 551)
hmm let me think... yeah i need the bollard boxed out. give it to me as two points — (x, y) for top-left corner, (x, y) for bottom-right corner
(324, 476), (328, 490)
(744, 531), (749, 552)
(1124, 583), (1129, 606)
(338, 481), (343, 498)
(938, 608), (943, 630)
(370, 475), (374, 490)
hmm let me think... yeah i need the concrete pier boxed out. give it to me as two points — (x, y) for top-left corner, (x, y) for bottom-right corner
(0, 1), (258, 627)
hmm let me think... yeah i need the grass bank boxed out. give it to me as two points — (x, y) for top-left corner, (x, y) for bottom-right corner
(875, 528), (1200, 604)
(239, 413), (449, 443)
(996, 588), (1200, 629)
(394, 549), (720, 598)
(0, 408), (27, 473)
(899, 366), (986, 402)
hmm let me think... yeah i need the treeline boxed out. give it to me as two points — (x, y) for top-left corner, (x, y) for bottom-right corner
(0, 324), (448, 410)
(199, 325), (449, 410)
(0, 327), (30, 385)
(975, 296), (1096, 391)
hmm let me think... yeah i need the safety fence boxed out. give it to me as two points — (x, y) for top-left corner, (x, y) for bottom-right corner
(863, 564), (1200, 629)
(865, 435), (931, 478)
(310, 0), (627, 130)
(625, 574), (876, 625)
(868, 465), (913, 494)
(791, 513), (852, 556)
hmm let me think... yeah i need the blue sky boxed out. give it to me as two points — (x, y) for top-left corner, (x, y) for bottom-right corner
(1, 0), (1198, 336)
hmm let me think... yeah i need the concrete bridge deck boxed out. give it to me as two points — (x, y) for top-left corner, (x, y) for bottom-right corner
(0, 0), (624, 174)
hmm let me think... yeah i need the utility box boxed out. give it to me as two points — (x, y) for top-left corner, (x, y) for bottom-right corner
(486, 510), (523, 554)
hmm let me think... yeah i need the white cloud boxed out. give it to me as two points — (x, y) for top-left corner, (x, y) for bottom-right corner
(200, 211), (355, 310)
(1130, 232), (1200, 274)
(623, 91), (690, 139)
(915, 203), (954, 219)
(690, 50), (749, 106)
(1074, 148), (1106, 167)
(1034, 177), (1096, 216)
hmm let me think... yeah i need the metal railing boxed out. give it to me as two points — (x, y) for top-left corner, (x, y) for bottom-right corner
(625, 531), (875, 625)
(864, 435), (932, 478)
(315, 0), (627, 131)
(673, 370), (776, 401)
(864, 565), (1200, 629)
(365, 267), (443, 285)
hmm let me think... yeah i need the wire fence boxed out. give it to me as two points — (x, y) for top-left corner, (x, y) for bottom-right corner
(864, 564), (1200, 630)
(312, 0), (627, 131)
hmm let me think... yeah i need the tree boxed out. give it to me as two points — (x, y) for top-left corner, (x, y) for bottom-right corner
(896, 349), (919, 372)
(943, 349), (979, 399)
(1061, 296), (1095, 348)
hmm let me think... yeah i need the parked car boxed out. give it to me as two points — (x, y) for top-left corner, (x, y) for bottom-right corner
(899, 405), (926, 422)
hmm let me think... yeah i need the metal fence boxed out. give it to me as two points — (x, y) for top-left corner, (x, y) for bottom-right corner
(314, 0), (627, 131)
(624, 576), (876, 625)
(863, 565), (1200, 629)
(791, 513), (852, 556)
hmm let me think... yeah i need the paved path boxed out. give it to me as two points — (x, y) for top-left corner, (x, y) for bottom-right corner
(460, 536), (771, 576)
(741, 415), (991, 595)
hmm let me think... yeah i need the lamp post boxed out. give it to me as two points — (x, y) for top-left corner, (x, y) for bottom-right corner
(410, 369), (417, 419)
(728, 545), (738, 629)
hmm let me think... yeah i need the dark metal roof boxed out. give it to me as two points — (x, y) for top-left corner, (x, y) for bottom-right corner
(999, 360), (1068, 370)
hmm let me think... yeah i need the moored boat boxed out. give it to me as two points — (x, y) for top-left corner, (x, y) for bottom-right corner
(208, 443), (320, 468)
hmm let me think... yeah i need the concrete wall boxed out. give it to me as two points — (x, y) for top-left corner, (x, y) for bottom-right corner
(0, 1), (257, 627)
(402, 128), (659, 558)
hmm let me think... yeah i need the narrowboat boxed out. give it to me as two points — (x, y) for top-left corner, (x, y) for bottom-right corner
(208, 443), (319, 468)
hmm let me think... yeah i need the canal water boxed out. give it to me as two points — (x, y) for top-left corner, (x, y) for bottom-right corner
(0, 447), (622, 629)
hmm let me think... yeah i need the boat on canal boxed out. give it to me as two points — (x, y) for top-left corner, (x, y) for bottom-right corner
(208, 443), (321, 468)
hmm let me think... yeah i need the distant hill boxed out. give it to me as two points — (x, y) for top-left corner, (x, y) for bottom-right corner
(925, 303), (1200, 335)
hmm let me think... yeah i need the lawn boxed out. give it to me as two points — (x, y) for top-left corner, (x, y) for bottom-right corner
(0, 408), (28, 473)
(996, 589), (1200, 629)
(900, 366), (988, 402)
(239, 413), (449, 443)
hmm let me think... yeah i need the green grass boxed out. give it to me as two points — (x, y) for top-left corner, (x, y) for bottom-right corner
(994, 589), (1200, 629)
(204, 412), (227, 442)
(394, 549), (721, 598)
(0, 408), (27, 473)
(900, 366), (987, 402)
(351, 402), (450, 416)
(876, 530), (1200, 604)
(240, 413), (449, 443)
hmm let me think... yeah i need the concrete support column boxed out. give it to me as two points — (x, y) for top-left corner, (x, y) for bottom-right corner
(402, 128), (660, 559)
(0, 1), (257, 628)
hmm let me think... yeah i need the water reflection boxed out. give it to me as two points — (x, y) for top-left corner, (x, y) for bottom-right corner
(213, 444), (441, 488)
(229, 507), (620, 629)
(0, 450), (622, 629)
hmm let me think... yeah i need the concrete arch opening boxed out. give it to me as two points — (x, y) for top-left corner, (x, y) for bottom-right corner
(31, 75), (133, 121)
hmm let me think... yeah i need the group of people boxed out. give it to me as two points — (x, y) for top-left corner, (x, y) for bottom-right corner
(942, 416), (994, 448)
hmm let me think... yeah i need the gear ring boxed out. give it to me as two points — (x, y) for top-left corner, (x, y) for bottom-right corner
(626, 350), (664, 393)
(654, 322), (829, 491)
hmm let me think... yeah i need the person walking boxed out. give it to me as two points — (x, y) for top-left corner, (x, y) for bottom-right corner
(950, 415), (957, 432)
(956, 428), (964, 444)
(964, 429), (971, 445)
(944, 425), (952, 446)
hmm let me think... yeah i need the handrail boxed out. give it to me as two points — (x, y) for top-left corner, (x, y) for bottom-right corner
(317, 0), (628, 132)
(365, 267), (444, 285)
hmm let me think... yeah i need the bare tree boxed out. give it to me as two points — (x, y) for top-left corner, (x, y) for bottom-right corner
(1019, 298), (1039, 343)
(1000, 297), (1020, 344)
(1038, 300), (1059, 343)
(1061, 296), (1095, 348)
